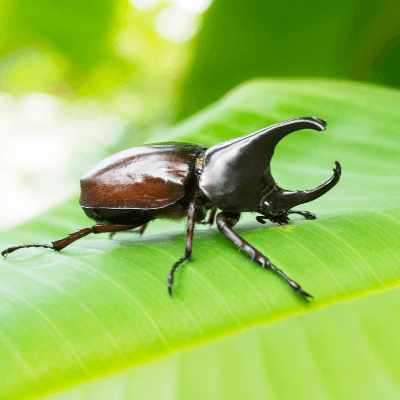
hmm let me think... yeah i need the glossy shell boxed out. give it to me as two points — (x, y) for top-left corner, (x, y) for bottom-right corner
(199, 117), (327, 212)
(80, 143), (202, 210)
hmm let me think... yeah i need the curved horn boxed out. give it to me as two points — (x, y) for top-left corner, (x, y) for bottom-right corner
(204, 117), (326, 172)
(272, 162), (342, 210)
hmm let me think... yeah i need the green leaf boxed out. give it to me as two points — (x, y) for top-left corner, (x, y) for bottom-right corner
(177, 0), (400, 119)
(1, 80), (400, 399)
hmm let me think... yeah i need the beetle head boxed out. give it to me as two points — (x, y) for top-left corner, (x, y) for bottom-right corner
(199, 117), (341, 215)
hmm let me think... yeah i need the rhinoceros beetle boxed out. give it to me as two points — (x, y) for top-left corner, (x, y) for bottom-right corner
(2, 117), (341, 298)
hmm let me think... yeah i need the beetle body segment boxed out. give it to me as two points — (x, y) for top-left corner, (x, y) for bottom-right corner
(80, 143), (205, 213)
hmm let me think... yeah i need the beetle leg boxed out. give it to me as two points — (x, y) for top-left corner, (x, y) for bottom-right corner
(168, 203), (196, 296)
(287, 210), (316, 220)
(256, 216), (267, 224)
(109, 222), (149, 239)
(216, 212), (312, 299)
(198, 206), (217, 227)
(2, 218), (152, 256)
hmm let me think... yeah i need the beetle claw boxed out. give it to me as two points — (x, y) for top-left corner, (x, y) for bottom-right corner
(286, 279), (313, 299)
(303, 212), (316, 220)
(295, 287), (313, 300)
(2, 247), (16, 256)
(168, 276), (174, 296)
(334, 161), (341, 174)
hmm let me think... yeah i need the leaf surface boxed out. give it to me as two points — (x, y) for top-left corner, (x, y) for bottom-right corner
(1, 80), (400, 399)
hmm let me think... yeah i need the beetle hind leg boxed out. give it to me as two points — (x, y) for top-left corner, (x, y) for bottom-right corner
(216, 212), (312, 299)
(2, 218), (152, 256)
(109, 222), (149, 239)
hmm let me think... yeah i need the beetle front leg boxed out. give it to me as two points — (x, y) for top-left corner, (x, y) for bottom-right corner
(216, 212), (312, 299)
(287, 210), (316, 220)
(168, 203), (196, 296)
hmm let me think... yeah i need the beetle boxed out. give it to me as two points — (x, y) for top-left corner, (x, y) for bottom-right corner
(2, 117), (341, 298)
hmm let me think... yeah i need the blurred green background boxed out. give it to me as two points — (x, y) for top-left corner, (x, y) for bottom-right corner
(1, 0), (399, 227)
(1, 0), (399, 122)
(2, 0), (399, 228)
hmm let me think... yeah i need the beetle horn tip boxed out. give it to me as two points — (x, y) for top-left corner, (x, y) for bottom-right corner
(333, 161), (342, 177)
(310, 117), (327, 130)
